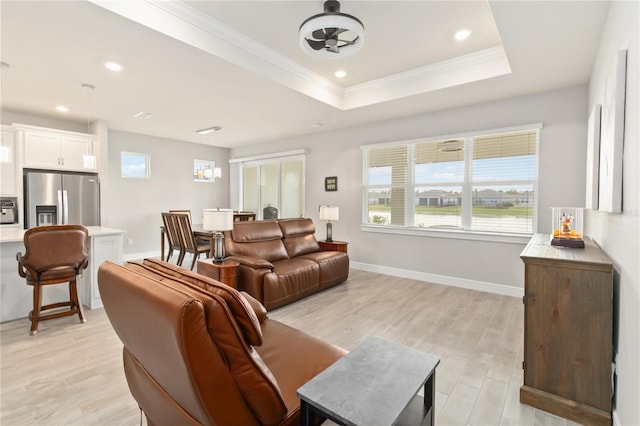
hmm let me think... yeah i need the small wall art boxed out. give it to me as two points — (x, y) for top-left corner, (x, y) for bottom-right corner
(598, 49), (627, 213)
(325, 176), (337, 191)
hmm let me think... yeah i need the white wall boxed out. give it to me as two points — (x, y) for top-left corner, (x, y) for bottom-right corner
(585, 2), (640, 425)
(231, 85), (588, 292)
(105, 130), (230, 256)
(1, 110), (87, 133)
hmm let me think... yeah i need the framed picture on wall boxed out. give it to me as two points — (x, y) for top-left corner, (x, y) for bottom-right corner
(598, 49), (627, 213)
(325, 176), (337, 191)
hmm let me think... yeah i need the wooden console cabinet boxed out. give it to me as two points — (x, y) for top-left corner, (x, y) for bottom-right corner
(520, 234), (613, 426)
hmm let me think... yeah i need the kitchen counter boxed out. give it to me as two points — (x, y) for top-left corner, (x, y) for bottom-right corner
(0, 226), (124, 243)
(1, 226), (125, 323)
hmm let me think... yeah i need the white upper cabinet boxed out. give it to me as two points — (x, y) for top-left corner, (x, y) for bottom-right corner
(1, 127), (17, 195)
(18, 125), (98, 172)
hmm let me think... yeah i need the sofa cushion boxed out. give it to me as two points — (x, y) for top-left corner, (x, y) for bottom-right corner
(279, 218), (321, 258)
(298, 251), (350, 291)
(256, 318), (347, 416)
(227, 221), (289, 262)
(262, 258), (320, 310)
(133, 259), (263, 346)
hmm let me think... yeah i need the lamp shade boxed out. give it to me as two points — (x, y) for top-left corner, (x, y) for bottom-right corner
(202, 208), (234, 231)
(319, 205), (339, 221)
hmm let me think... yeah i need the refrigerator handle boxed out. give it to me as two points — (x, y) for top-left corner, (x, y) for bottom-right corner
(57, 190), (64, 225)
(62, 190), (69, 224)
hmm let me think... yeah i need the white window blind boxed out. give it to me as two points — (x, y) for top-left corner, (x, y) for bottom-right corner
(363, 127), (539, 236)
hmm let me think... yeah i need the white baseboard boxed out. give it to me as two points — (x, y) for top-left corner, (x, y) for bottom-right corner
(350, 261), (524, 298)
(612, 408), (620, 426)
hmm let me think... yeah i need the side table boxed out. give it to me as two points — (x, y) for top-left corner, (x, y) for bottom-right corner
(298, 336), (440, 426)
(197, 259), (239, 288)
(318, 240), (348, 253)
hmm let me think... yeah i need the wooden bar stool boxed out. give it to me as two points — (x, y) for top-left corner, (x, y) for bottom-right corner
(16, 225), (89, 335)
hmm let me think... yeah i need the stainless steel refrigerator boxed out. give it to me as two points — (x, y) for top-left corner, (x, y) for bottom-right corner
(24, 169), (100, 228)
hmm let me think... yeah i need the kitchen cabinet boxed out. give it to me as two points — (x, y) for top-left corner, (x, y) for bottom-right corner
(520, 233), (613, 426)
(1, 126), (17, 195)
(80, 232), (123, 309)
(18, 124), (98, 172)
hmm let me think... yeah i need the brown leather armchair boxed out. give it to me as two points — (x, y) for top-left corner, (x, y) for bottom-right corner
(98, 258), (345, 426)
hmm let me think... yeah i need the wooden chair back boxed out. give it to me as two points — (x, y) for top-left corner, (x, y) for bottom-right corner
(169, 210), (192, 222)
(162, 212), (183, 262)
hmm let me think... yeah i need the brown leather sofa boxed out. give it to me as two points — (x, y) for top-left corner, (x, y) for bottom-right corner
(224, 218), (349, 310)
(98, 258), (346, 426)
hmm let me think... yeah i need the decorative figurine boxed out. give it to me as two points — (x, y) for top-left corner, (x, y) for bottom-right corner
(551, 207), (585, 248)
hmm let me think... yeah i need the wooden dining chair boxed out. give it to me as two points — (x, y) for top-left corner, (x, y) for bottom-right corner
(169, 210), (191, 222)
(162, 212), (183, 263)
(174, 213), (210, 270)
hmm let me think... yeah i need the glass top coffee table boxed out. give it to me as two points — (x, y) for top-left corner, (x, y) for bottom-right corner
(297, 336), (440, 426)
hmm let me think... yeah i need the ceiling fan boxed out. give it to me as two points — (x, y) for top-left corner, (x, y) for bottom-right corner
(299, 1), (365, 58)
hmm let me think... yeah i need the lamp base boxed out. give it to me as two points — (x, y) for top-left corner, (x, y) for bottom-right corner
(212, 232), (226, 262)
(326, 222), (333, 242)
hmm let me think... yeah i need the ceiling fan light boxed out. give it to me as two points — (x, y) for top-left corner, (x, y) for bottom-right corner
(299, 12), (364, 58)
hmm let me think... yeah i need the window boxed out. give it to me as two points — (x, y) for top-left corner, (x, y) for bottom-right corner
(238, 153), (305, 220)
(363, 125), (539, 236)
(121, 151), (149, 178)
(193, 159), (217, 182)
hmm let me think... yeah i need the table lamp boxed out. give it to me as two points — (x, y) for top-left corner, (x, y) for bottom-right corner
(202, 208), (234, 262)
(319, 205), (339, 242)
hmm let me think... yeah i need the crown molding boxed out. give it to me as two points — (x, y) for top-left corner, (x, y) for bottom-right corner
(90, 1), (512, 111)
(342, 46), (511, 109)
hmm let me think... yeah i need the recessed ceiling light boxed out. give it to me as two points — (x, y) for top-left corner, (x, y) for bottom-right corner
(334, 70), (347, 78)
(312, 123), (324, 128)
(104, 61), (123, 72)
(56, 106), (69, 112)
(454, 29), (471, 41)
(196, 126), (222, 135)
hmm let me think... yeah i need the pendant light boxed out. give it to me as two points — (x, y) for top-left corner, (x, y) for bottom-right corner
(81, 83), (97, 169)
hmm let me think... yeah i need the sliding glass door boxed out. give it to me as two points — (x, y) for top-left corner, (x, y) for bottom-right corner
(241, 155), (305, 220)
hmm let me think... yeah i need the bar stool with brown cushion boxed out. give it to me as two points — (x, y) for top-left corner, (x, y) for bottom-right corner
(16, 225), (89, 335)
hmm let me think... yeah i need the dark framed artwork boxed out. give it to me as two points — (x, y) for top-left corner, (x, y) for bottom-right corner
(325, 176), (337, 191)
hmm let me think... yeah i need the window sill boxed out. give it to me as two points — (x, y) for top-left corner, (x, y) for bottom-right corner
(360, 224), (532, 245)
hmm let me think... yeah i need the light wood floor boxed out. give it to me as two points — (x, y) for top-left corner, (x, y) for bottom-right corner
(1, 268), (580, 425)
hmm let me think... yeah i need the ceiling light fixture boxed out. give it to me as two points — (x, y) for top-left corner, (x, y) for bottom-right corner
(133, 111), (152, 119)
(454, 29), (471, 41)
(299, 1), (364, 58)
(196, 126), (222, 135)
(56, 106), (69, 112)
(104, 61), (123, 72)
(334, 70), (347, 78)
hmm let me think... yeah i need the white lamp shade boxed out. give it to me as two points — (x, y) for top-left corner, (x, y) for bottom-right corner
(319, 205), (339, 221)
(202, 209), (234, 231)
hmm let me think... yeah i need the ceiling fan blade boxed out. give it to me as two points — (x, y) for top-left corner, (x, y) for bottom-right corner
(311, 29), (326, 40)
(337, 36), (359, 46)
(324, 27), (339, 38)
(333, 28), (348, 36)
(306, 38), (327, 50)
(327, 45), (340, 54)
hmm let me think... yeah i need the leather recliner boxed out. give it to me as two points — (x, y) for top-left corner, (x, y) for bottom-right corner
(224, 218), (349, 310)
(98, 258), (346, 426)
